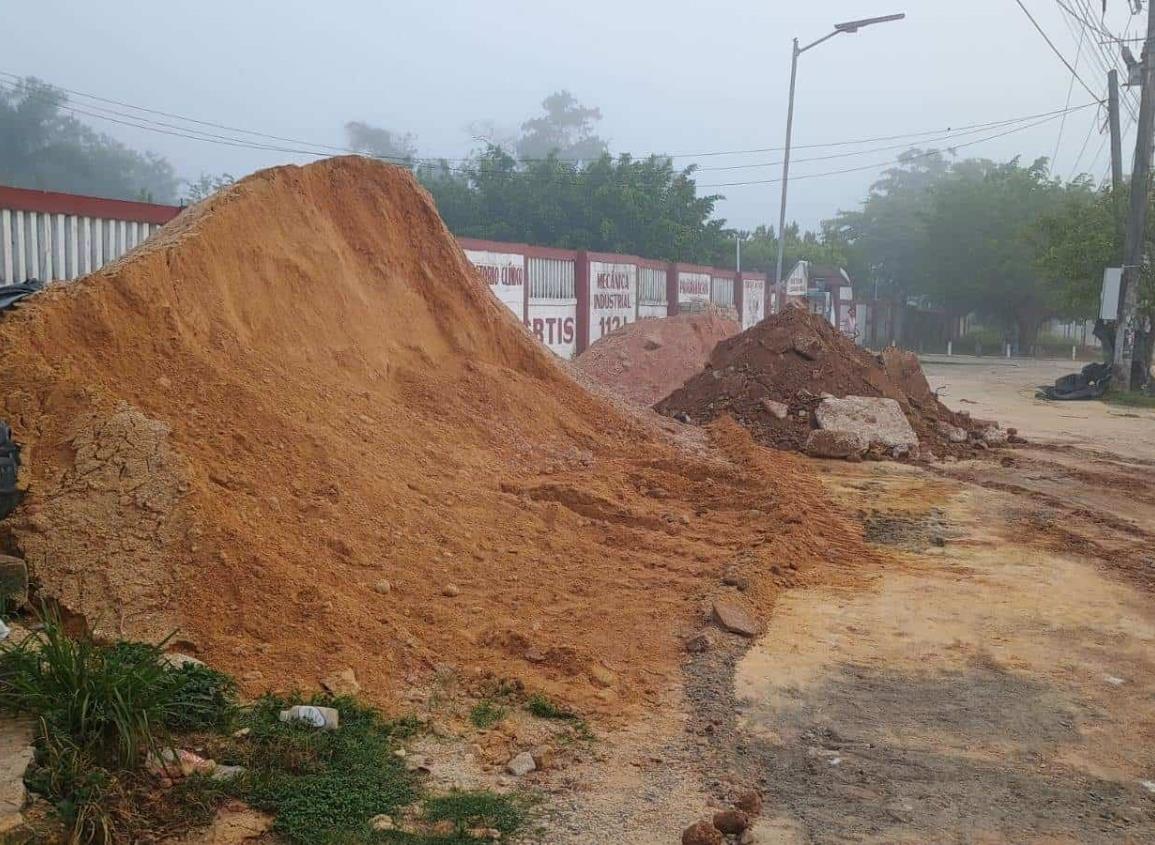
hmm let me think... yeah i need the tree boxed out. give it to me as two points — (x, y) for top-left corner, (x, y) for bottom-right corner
(516, 91), (608, 163)
(344, 121), (418, 165)
(726, 223), (848, 278)
(0, 77), (178, 202)
(183, 172), (235, 204)
(1033, 182), (1122, 317)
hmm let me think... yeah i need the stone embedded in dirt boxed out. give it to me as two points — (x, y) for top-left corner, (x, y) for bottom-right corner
(369, 814), (395, 832)
(442, 583), (461, 597)
(735, 790), (763, 817)
(722, 574), (750, 592)
(588, 663), (616, 688)
(211, 764), (246, 782)
(682, 819), (724, 845)
(147, 748), (216, 779)
(530, 745), (556, 770)
(373, 579), (392, 594)
(506, 751), (537, 777)
(279, 704), (340, 730)
(760, 399), (789, 420)
(685, 631), (714, 653)
(0, 717), (33, 836)
(713, 808), (750, 834)
(805, 429), (869, 460)
(712, 599), (761, 637)
(815, 396), (918, 451)
(937, 421), (968, 444)
(982, 426), (1009, 446)
(321, 667), (361, 696)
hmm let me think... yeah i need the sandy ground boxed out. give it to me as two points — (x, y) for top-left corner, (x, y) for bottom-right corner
(516, 355), (1155, 844)
(922, 355), (1155, 461)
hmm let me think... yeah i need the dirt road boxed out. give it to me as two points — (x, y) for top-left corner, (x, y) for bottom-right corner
(922, 355), (1155, 461)
(531, 356), (1155, 844)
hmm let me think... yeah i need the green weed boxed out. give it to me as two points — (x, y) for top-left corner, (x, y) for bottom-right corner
(523, 693), (574, 721)
(468, 700), (506, 730)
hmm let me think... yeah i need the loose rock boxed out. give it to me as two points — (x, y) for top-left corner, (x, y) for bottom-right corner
(373, 579), (392, 594)
(320, 667), (361, 696)
(506, 751), (536, 777)
(713, 808), (750, 834)
(442, 583), (461, 597)
(711, 599), (761, 638)
(804, 429), (868, 460)
(735, 790), (763, 817)
(369, 814), (395, 832)
(682, 819), (724, 845)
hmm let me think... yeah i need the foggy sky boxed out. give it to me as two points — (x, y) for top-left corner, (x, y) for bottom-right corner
(5, 0), (1145, 231)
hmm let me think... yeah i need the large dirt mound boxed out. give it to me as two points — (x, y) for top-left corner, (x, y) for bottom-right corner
(0, 158), (876, 715)
(656, 307), (983, 457)
(574, 311), (740, 406)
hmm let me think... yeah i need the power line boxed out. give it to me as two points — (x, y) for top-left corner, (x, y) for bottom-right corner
(1013, 0), (1104, 100)
(0, 69), (1111, 167)
(1067, 106), (1102, 175)
(696, 108), (1086, 188)
(1052, 24), (1088, 171)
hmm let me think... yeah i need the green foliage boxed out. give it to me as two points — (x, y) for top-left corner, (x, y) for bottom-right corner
(423, 790), (526, 836)
(516, 90), (608, 162)
(523, 693), (575, 721)
(183, 172), (236, 204)
(468, 700), (506, 730)
(345, 122), (418, 165)
(420, 147), (730, 264)
(0, 620), (176, 767)
(0, 76), (177, 202)
(164, 663), (238, 732)
(236, 694), (417, 844)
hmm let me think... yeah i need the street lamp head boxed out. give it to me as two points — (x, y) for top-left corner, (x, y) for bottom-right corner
(834, 13), (906, 34)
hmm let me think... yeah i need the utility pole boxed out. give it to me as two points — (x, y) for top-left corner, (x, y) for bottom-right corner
(772, 14), (905, 292)
(1114, 1), (1155, 391)
(1108, 69), (1125, 231)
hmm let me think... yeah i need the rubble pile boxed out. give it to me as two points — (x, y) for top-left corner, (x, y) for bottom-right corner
(657, 307), (1004, 460)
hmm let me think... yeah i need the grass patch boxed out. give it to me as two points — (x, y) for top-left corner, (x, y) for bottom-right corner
(468, 700), (507, 730)
(1104, 389), (1155, 408)
(1, 620), (527, 844)
(423, 790), (526, 836)
(523, 693), (575, 721)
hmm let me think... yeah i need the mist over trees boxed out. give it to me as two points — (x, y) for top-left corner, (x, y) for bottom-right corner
(0, 77), (178, 203)
(1, 76), (1144, 339)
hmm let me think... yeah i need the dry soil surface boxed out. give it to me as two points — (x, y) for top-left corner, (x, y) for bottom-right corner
(525, 355), (1155, 844)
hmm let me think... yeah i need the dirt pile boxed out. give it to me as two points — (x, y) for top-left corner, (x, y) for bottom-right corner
(574, 311), (740, 406)
(656, 307), (988, 457)
(0, 157), (876, 716)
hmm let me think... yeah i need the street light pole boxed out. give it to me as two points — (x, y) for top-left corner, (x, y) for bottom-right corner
(773, 14), (906, 299)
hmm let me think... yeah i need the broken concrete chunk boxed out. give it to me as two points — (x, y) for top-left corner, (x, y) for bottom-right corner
(981, 425), (1009, 446)
(804, 429), (869, 460)
(711, 599), (761, 637)
(936, 421), (968, 444)
(279, 705), (340, 730)
(814, 396), (918, 451)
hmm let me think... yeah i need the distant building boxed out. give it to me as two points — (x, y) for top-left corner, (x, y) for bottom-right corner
(781, 261), (858, 338)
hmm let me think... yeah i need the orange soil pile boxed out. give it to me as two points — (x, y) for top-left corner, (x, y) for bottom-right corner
(0, 158), (876, 716)
(573, 311), (740, 406)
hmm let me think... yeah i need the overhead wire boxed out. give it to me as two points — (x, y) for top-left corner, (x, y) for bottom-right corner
(1052, 24), (1087, 171)
(1013, 0), (1105, 100)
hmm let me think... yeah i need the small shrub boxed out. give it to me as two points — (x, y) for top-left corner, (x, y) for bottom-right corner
(524, 693), (575, 721)
(0, 618), (178, 766)
(469, 700), (507, 729)
(164, 663), (238, 732)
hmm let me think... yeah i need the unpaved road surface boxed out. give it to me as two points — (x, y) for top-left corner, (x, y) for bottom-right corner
(531, 356), (1155, 844)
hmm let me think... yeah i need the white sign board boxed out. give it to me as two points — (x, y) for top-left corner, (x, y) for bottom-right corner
(677, 271), (711, 305)
(526, 303), (577, 359)
(1101, 267), (1123, 321)
(741, 278), (765, 330)
(785, 262), (807, 297)
(588, 261), (636, 343)
(465, 249), (525, 318)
